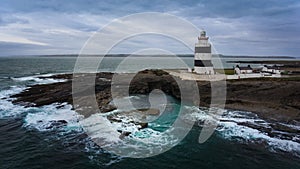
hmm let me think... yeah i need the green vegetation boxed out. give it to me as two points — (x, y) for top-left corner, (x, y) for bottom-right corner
(228, 76), (300, 81)
(215, 69), (235, 75)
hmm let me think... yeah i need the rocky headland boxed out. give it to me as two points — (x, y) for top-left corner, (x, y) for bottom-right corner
(10, 70), (300, 138)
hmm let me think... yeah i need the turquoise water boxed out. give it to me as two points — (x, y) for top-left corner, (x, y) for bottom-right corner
(0, 56), (299, 169)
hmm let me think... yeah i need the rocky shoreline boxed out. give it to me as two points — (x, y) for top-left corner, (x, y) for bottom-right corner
(10, 70), (300, 136)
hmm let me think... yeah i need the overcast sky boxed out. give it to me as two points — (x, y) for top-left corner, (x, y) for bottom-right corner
(0, 0), (299, 57)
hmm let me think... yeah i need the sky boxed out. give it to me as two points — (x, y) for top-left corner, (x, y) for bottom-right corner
(0, 0), (299, 57)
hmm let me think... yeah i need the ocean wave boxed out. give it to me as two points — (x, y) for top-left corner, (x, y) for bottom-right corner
(23, 103), (83, 132)
(0, 86), (28, 118)
(0, 74), (179, 159)
(2, 81), (299, 158)
(80, 113), (122, 144)
(0, 85), (27, 98)
(80, 108), (178, 157)
(218, 121), (300, 153)
(0, 73), (68, 118)
(11, 73), (67, 84)
(188, 108), (300, 156)
(20, 101), (179, 157)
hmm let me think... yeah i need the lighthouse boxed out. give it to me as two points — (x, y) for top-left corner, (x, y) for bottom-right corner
(194, 31), (214, 75)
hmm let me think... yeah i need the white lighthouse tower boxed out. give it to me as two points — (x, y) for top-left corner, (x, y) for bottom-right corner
(194, 31), (214, 75)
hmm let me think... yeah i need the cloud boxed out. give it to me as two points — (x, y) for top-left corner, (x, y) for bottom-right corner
(172, 0), (300, 18)
(3, 0), (298, 18)
(0, 0), (299, 56)
(0, 15), (29, 26)
(0, 33), (47, 46)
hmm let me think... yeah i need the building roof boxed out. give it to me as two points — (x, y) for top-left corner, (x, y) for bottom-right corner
(239, 67), (253, 70)
(264, 65), (280, 70)
(236, 65), (252, 70)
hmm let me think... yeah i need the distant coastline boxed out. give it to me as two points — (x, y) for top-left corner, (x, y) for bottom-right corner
(1, 54), (296, 59)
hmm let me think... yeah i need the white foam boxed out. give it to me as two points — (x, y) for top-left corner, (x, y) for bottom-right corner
(0, 73), (67, 118)
(218, 121), (300, 154)
(188, 107), (300, 155)
(89, 109), (179, 157)
(0, 99), (27, 118)
(0, 72), (70, 118)
(78, 109), (167, 148)
(0, 86), (29, 118)
(0, 86), (27, 98)
(23, 103), (83, 132)
(80, 113), (121, 144)
(182, 106), (218, 125)
(11, 73), (67, 84)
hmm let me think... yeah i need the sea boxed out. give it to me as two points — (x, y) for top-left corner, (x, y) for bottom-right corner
(0, 56), (299, 169)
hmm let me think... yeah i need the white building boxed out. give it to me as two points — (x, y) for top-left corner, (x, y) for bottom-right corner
(234, 65), (253, 75)
(261, 65), (281, 74)
(194, 31), (214, 74)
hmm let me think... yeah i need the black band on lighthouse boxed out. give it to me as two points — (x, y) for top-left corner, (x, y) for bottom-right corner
(194, 60), (213, 67)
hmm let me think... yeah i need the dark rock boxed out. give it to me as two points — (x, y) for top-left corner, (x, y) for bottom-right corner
(138, 123), (148, 129)
(118, 130), (132, 139)
(107, 116), (122, 123)
(137, 108), (160, 115)
(45, 120), (68, 129)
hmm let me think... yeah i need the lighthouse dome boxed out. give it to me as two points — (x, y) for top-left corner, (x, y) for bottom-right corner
(200, 30), (206, 37)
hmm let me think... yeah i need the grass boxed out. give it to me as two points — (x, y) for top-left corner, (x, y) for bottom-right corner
(215, 69), (235, 75)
